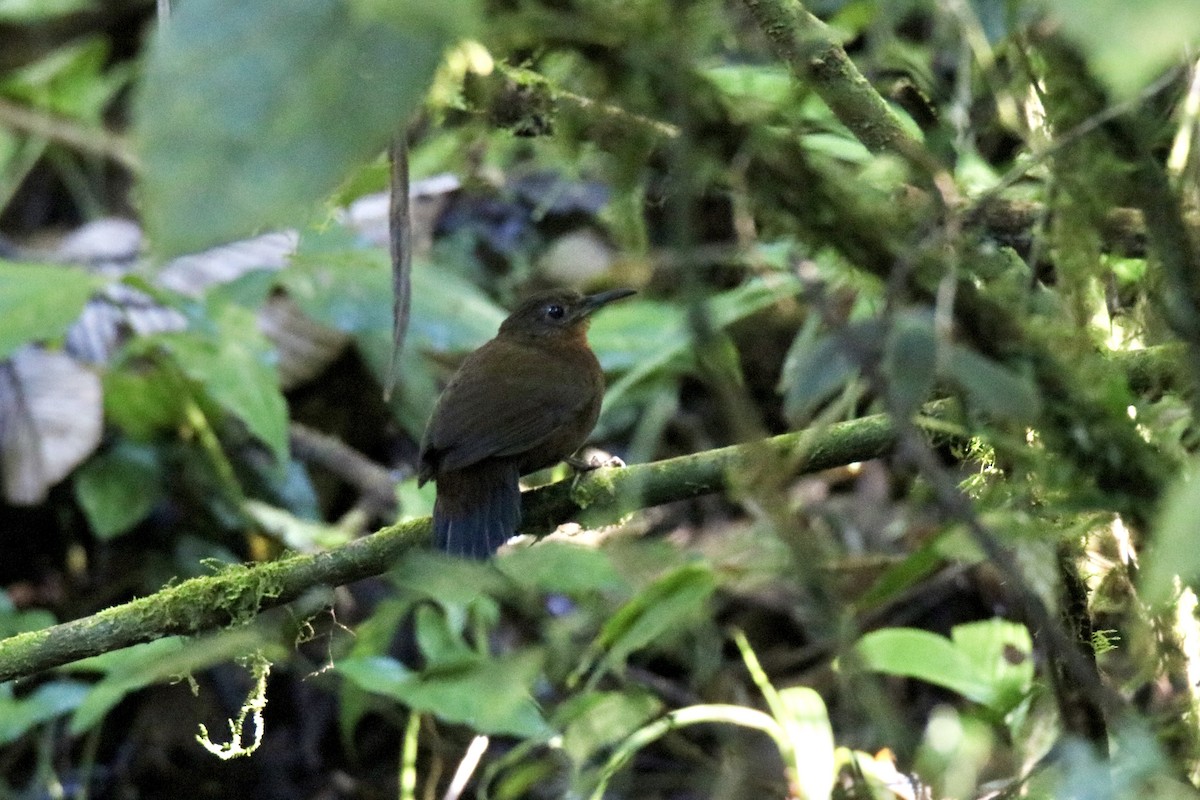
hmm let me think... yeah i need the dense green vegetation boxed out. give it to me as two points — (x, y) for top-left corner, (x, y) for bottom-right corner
(2, 0), (1200, 797)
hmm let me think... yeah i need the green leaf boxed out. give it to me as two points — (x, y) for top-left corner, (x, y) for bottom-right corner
(852, 628), (993, 706)
(413, 604), (477, 667)
(134, 0), (475, 257)
(102, 359), (188, 439)
(0, 262), (100, 359)
(338, 651), (552, 739)
(574, 563), (716, 686)
(704, 64), (793, 114)
(950, 620), (1034, 716)
(556, 689), (662, 766)
(1049, 0), (1200, 98)
(0, 0), (93, 21)
(598, 276), (802, 435)
(779, 319), (861, 424)
(0, 38), (132, 120)
(778, 687), (836, 800)
(159, 306), (288, 460)
(0, 680), (91, 745)
(585, 298), (686, 374)
(0, 591), (54, 639)
(389, 551), (506, 633)
(284, 233), (505, 343)
(884, 311), (937, 418)
(852, 621), (1034, 715)
(243, 498), (350, 551)
(943, 345), (1041, 423)
(695, 332), (746, 388)
(281, 228), (393, 334)
(73, 440), (164, 539)
(1142, 461), (1200, 606)
(496, 542), (627, 595)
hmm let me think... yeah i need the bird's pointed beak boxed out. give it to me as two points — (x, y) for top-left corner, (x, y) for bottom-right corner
(579, 288), (637, 316)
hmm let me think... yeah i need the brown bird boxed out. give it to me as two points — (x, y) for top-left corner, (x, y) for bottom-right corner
(417, 287), (636, 558)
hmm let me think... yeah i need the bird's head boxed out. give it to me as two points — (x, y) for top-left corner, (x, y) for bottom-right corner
(498, 287), (636, 338)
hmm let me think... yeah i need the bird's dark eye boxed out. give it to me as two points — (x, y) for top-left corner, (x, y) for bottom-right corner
(546, 304), (565, 320)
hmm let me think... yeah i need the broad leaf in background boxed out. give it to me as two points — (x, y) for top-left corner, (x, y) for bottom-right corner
(389, 551), (507, 634)
(0, 263), (101, 359)
(338, 650), (553, 739)
(134, 0), (477, 257)
(1141, 459), (1200, 606)
(0, 680), (91, 746)
(0, 592), (54, 638)
(0, 0), (94, 20)
(555, 689), (662, 770)
(157, 305), (289, 460)
(74, 439), (164, 539)
(1048, 0), (1200, 98)
(284, 228), (504, 348)
(852, 620), (1033, 717)
(0, 346), (102, 504)
(572, 563), (716, 688)
(779, 687), (836, 800)
(496, 542), (627, 595)
(355, 262), (506, 433)
(282, 227), (505, 432)
(594, 275), (802, 436)
(884, 311), (937, 419)
(944, 345), (1041, 423)
(0, 34), (134, 211)
(102, 356), (188, 439)
(779, 317), (874, 425)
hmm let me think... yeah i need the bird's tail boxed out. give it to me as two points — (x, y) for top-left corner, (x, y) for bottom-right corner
(432, 462), (521, 559)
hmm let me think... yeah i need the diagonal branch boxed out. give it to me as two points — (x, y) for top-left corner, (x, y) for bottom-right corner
(0, 345), (1179, 684)
(0, 404), (945, 684)
(740, 0), (917, 157)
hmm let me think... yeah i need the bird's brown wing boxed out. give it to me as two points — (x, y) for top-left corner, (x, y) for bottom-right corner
(421, 338), (597, 474)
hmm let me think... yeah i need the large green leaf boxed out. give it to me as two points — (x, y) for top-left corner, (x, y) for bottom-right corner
(102, 358), (189, 439)
(0, 592), (54, 639)
(884, 311), (937, 419)
(282, 228), (506, 434)
(573, 563), (716, 686)
(0, 680), (91, 745)
(158, 305), (288, 460)
(283, 230), (504, 344)
(338, 650), (552, 739)
(496, 542), (627, 595)
(853, 628), (992, 705)
(1142, 460), (1200, 606)
(1049, 0), (1200, 98)
(779, 317), (871, 424)
(778, 687), (836, 800)
(134, 0), (476, 257)
(555, 689), (662, 767)
(944, 345), (1041, 423)
(73, 440), (164, 540)
(852, 620), (1034, 715)
(0, 262), (100, 359)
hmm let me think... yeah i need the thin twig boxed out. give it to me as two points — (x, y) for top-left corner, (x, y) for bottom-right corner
(0, 98), (138, 170)
(384, 132), (412, 401)
(288, 422), (400, 515)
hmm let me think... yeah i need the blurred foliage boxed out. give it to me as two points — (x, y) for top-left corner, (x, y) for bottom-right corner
(2, 0), (1200, 798)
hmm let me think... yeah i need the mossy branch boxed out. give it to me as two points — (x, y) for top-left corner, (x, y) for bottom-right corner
(740, 0), (919, 157)
(467, 63), (679, 146)
(0, 347), (1179, 683)
(0, 406), (931, 684)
